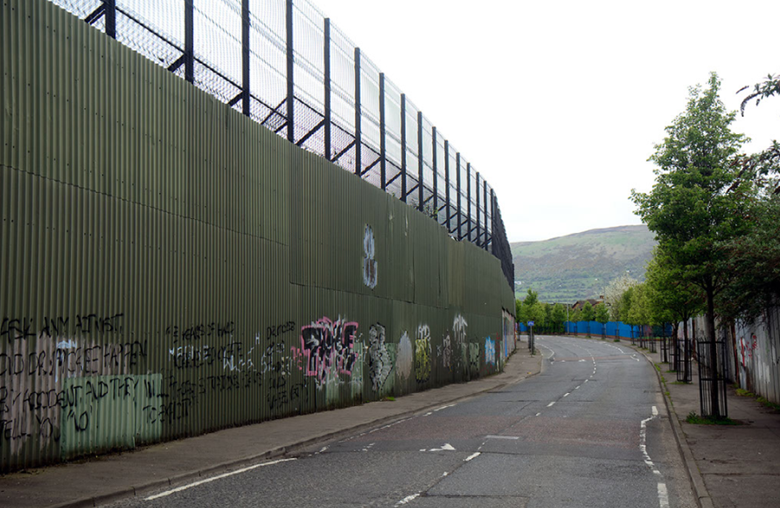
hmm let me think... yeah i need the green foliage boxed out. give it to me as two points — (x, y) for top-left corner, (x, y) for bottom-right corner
(644, 245), (703, 327)
(632, 72), (751, 350)
(604, 275), (639, 320)
(739, 72), (780, 116)
(686, 411), (740, 425)
(594, 302), (610, 324)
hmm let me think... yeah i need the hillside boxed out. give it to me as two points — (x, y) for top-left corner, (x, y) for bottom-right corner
(511, 225), (656, 303)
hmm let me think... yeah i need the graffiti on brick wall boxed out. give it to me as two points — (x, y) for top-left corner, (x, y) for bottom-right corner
(396, 331), (413, 380)
(292, 316), (358, 387)
(415, 325), (432, 384)
(485, 338), (496, 366)
(367, 324), (393, 392)
(363, 225), (377, 289)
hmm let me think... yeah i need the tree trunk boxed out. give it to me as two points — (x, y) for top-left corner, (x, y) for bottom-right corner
(706, 282), (720, 418)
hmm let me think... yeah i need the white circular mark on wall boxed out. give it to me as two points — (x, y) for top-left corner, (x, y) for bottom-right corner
(363, 225), (377, 289)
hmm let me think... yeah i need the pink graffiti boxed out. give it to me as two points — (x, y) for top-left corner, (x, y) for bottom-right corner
(740, 334), (758, 367)
(292, 317), (358, 384)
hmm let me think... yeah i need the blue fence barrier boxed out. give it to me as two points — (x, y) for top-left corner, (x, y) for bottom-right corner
(517, 321), (671, 340)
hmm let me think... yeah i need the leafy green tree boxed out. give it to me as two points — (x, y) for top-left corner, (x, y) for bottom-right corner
(581, 302), (595, 337)
(644, 246), (702, 349)
(595, 302), (610, 339)
(632, 73), (750, 416)
(552, 303), (567, 334)
(628, 284), (649, 339)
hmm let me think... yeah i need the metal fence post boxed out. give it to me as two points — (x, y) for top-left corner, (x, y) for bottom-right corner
(466, 163), (472, 242)
(456, 153), (462, 240)
(105, 0), (116, 39)
(483, 180), (488, 249)
(417, 111), (423, 211)
(476, 172), (481, 245)
(401, 94), (407, 203)
(489, 188), (495, 250)
(432, 127), (438, 219)
(444, 140), (450, 232)
(185, 0), (194, 84)
(285, 0), (294, 143)
(379, 73), (386, 190)
(241, 0), (250, 116)
(323, 18), (331, 160)
(354, 47), (362, 176)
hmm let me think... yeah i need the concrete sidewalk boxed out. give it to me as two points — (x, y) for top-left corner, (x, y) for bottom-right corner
(0, 341), (543, 508)
(615, 336), (780, 508)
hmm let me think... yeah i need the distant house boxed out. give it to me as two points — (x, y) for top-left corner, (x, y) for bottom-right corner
(571, 298), (603, 311)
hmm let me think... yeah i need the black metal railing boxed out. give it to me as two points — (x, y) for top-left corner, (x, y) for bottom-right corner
(49, 0), (515, 288)
(697, 339), (729, 418)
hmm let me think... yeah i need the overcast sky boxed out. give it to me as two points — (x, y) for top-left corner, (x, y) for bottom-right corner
(313, 0), (779, 242)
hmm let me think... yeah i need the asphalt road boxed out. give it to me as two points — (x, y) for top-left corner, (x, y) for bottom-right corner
(108, 336), (697, 508)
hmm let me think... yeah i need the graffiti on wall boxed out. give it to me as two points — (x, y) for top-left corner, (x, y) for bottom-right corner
(396, 331), (413, 380)
(469, 343), (480, 372)
(367, 324), (394, 392)
(415, 325), (432, 384)
(485, 338), (496, 366)
(739, 334), (759, 368)
(363, 225), (377, 289)
(438, 333), (452, 370)
(292, 316), (358, 387)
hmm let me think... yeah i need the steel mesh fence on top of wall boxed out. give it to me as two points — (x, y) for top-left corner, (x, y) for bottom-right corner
(46, 0), (514, 288)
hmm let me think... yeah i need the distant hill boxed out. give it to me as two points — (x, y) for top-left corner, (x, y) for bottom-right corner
(511, 225), (656, 303)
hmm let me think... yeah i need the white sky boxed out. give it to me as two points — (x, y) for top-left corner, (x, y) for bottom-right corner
(313, 0), (780, 242)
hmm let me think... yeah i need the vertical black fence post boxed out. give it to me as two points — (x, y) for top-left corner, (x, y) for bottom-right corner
(354, 47), (362, 176)
(323, 18), (331, 160)
(400, 94), (407, 203)
(456, 153), (462, 240)
(185, 0), (194, 84)
(379, 73), (386, 190)
(432, 127), (438, 222)
(105, 0), (116, 39)
(417, 111), (423, 211)
(466, 163), (472, 242)
(490, 189), (495, 250)
(483, 181), (489, 250)
(444, 140), (450, 232)
(476, 172), (481, 245)
(285, 0), (294, 143)
(241, 0), (250, 116)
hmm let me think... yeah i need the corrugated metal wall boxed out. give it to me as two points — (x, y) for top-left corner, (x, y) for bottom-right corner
(0, 0), (515, 472)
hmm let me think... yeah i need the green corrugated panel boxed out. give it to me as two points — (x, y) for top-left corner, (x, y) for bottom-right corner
(1, 0), (514, 472)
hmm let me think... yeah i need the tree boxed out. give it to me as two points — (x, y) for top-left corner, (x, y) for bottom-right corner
(552, 303), (567, 334)
(644, 245), (703, 368)
(628, 284), (648, 340)
(604, 275), (639, 321)
(581, 302), (595, 337)
(632, 72), (750, 417)
(595, 302), (610, 339)
(739, 72), (780, 117)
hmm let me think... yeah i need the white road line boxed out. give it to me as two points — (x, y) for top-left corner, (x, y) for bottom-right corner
(535, 412), (541, 417)
(658, 483), (670, 508)
(464, 452), (481, 462)
(396, 493), (420, 505)
(486, 435), (519, 440)
(547, 402), (555, 407)
(639, 405), (669, 508)
(145, 458), (297, 500)
(564, 393), (570, 397)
